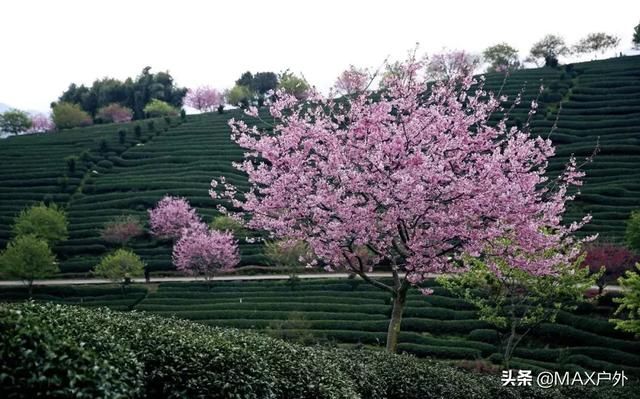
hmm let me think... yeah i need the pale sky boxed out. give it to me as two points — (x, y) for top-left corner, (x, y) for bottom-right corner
(1, 0), (639, 112)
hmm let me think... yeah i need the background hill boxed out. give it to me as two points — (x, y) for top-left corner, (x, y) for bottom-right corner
(1, 55), (639, 276)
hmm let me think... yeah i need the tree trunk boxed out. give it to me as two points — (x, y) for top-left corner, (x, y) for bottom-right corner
(386, 290), (407, 352)
(28, 281), (33, 299)
(503, 323), (516, 369)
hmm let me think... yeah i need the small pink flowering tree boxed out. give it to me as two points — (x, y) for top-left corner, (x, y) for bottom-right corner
(582, 243), (639, 294)
(96, 103), (134, 123)
(28, 114), (54, 133)
(173, 228), (239, 284)
(148, 196), (205, 240)
(184, 86), (224, 112)
(335, 65), (370, 95)
(212, 53), (591, 352)
(101, 215), (144, 247)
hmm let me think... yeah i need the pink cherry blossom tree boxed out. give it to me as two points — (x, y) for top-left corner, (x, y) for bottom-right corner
(96, 103), (133, 123)
(172, 228), (239, 283)
(334, 65), (370, 95)
(184, 86), (224, 112)
(211, 52), (591, 352)
(148, 196), (205, 240)
(28, 113), (54, 133)
(100, 215), (144, 247)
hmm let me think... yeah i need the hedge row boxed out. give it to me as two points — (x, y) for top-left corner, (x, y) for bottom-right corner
(2, 303), (636, 399)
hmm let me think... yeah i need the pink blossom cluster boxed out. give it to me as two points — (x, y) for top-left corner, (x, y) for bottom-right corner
(173, 228), (239, 278)
(101, 215), (144, 245)
(184, 86), (224, 112)
(148, 196), (205, 240)
(149, 195), (239, 277)
(97, 103), (133, 123)
(213, 52), (591, 286)
(334, 65), (370, 95)
(28, 113), (54, 133)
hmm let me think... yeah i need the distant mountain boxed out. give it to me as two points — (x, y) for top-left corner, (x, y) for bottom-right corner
(0, 103), (11, 113)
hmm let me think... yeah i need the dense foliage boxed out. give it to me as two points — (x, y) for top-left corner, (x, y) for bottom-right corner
(528, 34), (570, 66)
(57, 67), (187, 120)
(12, 203), (68, 245)
(439, 257), (595, 368)
(225, 84), (253, 107)
(277, 70), (309, 99)
(52, 102), (93, 129)
(483, 43), (521, 72)
(611, 264), (640, 336)
(0, 235), (57, 296)
(0, 109), (32, 135)
(573, 33), (621, 57)
(1, 302), (636, 399)
(143, 99), (179, 118)
(93, 249), (145, 289)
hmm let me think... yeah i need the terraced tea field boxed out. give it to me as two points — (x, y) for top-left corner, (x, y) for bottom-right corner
(0, 55), (639, 275)
(2, 279), (639, 376)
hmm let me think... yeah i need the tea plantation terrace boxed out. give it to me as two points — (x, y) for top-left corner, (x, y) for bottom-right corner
(0, 55), (639, 276)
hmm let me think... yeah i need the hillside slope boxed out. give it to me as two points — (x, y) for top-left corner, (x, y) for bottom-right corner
(0, 55), (639, 275)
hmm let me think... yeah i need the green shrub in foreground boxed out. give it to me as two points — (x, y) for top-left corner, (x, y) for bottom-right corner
(1, 303), (637, 399)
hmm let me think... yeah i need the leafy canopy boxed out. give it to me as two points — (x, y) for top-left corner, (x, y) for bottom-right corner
(0, 235), (57, 286)
(483, 43), (520, 72)
(52, 102), (92, 129)
(93, 249), (145, 284)
(611, 263), (640, 336)
(0, 109), (32, 135)
(13, 203), (68, 245)
(143, 99), (179, 118)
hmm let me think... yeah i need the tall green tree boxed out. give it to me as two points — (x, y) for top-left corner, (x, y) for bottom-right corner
(0, 235), (57, 297)
(236, 71), (254, 87)
(482, 43), (520, 72)
(0, 109), (32, 135)
(13, 203), (69, 245)
(278, 70), (309, 100)
(573, 32), (620, 57)
(633, 21), (640, 49)
(225, 85), (253, 108)
(251, 72), (279, 95)
(528, 34), (570, 67)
